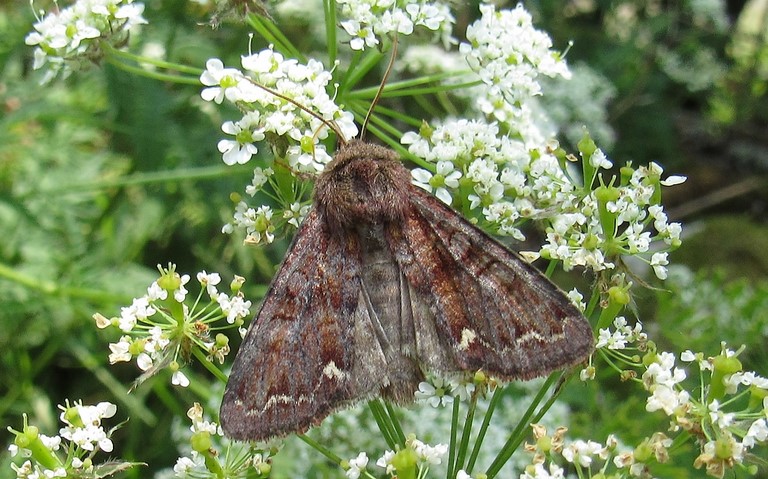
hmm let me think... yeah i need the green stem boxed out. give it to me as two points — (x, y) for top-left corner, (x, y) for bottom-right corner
(528, 373), (573, 426)
(465, 387), (503, 473)
(324, 0), (338, 66)
(365, 103), (423, 128)
(0, 262), (131, 303)
(544, 259), (559, 278)
(31, 164), (253, 196)
(485, 373), (558, 478)
(368, 400), (397, 449)
(446, 398), (461, 479)
(102, 45), (200, 85)
(584, 281), (602, 319)
(343, 49), (386, 92)
(298, 434), (342, 464)
(104, 44), (201, 74)
(191, 348), (228, 384)
(384, 401), (406, 446)
(346, 73), (478, 98)
(247, 14), (303, 61)
(454, 393), (478, 475)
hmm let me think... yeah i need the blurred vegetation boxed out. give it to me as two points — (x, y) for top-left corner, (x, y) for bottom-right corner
(1, 0), (767, 478)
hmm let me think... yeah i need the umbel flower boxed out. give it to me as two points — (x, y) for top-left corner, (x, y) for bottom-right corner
(94, 264), (250, 388)
(26, 0), (147, 83)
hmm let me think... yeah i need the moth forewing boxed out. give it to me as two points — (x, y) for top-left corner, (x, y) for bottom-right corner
(220, 140), (594, 442)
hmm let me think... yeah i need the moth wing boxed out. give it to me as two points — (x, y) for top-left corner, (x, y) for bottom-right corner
(391, 188), (593, 381)
(220, 210), (386, 441)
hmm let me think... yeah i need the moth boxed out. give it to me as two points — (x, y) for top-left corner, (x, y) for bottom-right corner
(220, 140), (594, 441)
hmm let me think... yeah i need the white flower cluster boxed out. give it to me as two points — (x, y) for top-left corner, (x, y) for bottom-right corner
(225, 203), (277, 245)
(595, 316), (647, 350)
(95, 266), (250, 388)
(173, 403), (271, 478)
(520, 462), (566, 479)
(521, 425), (617, 479)
(337, 0), (454, 51)
(521, 416), (755, 479)
(58, 401), (117, 453)
(201, 48), (358, 242)
(404, 118), (682, 276)
(643, 351), (689, 416)
(540, 162), (684, 278)
(25, 0), (147, 83)
(375, 437), (449, 476)
(404, 118), (538, 240)
(200, 48), (357, 171)
(638, 344), (768, 477)
(342, 438), (449, 479)
(460, 4), (571, 108)
(8, 401), (119, 479)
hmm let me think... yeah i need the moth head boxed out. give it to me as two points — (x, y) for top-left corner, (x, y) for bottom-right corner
(314, 141), (412, 228)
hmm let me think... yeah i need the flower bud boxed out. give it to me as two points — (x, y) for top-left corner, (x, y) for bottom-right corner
(191, 431), (212, 453)
(390, 448), (418, 479)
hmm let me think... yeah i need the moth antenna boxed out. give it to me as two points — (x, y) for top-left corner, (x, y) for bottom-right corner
(360, 34), (399, 139)
(243, 76), (348, 146)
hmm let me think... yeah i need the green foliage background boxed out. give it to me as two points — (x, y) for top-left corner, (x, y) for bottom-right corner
(1, 0), (767, 477)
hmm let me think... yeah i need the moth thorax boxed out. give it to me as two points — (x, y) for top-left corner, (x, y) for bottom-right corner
(315, 142), (411, 228)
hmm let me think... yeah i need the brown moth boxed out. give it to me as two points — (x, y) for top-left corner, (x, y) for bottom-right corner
(220, 140), (594, 442)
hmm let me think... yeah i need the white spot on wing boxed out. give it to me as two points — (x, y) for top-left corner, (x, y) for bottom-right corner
(458, 328), (477, 351)
(322, 361), (348, 381)
(257, 394), (310, 414)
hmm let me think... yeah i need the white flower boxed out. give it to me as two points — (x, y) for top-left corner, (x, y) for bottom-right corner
(217, 293), (252, 323)
(174, 456), (200, 474)
(218, 115), (265, 166)
(341, 20), (378, 50)
(415, 377), (453, 408)
(411, 161), (461, 205)
(345, 452), (368, 479)
(520, 462), (565, 479)
(136, 352), (153, 371)
(646, 385), (690, 415)
(283, 202), (311, 228)
(108, 336), (132, 363)
(118, 296), (155, 331)
(25, 0), (147, 82)
(172, 370), (190, 387)
(744, 419), (767, 448)
(200, 58), (246, 104)
(169, 274), (190, 302)
(589, 149), (612, 169)
(245, 167), (274, 196)
(146, 281), (167, 301)
(680, 350), (697, 362)
(596, 328), (626, 350)
(197, 271), (221, 298)
(337, 0), (454, 51)
(650, 252), (669, 280)
(376, 450), (395, 474)
(708, 400), (735, 429)
(562, 440), (603, 467)
(661, 175), (687, 186)
(580, 366), (595, 381)
(58, 401), (117, 453)
(412, 439), (448, 464)
(567, 288), (586, 312)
